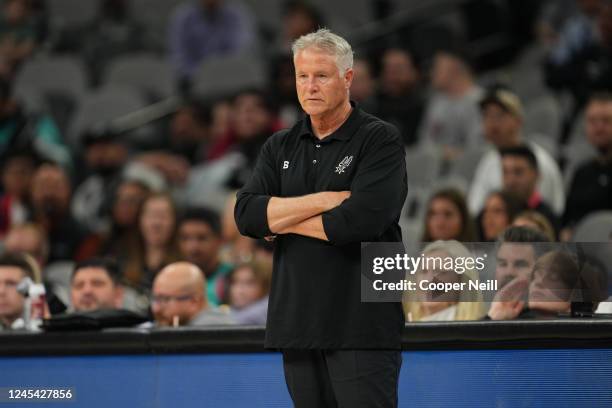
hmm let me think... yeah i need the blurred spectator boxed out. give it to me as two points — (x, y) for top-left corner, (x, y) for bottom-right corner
(0, 80), (71, 169)
(169, 0), (256, 81)
(535, 0), (582, 46)
(124, 193), (180, 293)
(98, 179), (151, 262)
(403, 240), (485, 321)
(0, 148), (38, 236)
(0, 251), (39, 330)
(151, 261), (234, 326)
(71, 130), (130, 234)
(70, 258), (123, 312)
(167, 100), (212, 164)
(228, 260), (270, 325)
(563, 92), (612, 236)
(4, 222), (47, 267)
(208, 89), (281, 159)
(494, 226), (550, 285)
(545, 0), (612, 110)
(210, 99), (233, 140)
(276, 1), (323, 53)
(137, 100), (213, 179)
(349, 57), (376, 110)
(479, 191), (525, 241)
(177, 207), (232, 307)
(487, 226), (550, 320)
(29, 163), (93, 262)
(4, 223), (67, 314)
(500, 146), (560, 235)
(81, 0), (146, 84)
(468, 89), (565, 216)
(0, 0), (43, 78)
(521, 251), (603, 318)
(269, 54), (301, 126)
(134, 152), (190, 187)
(421, 188), (477, 242)
(208, 89), (283, 188)
(373, 48), (425, 146)
(525, 251), (576, 316)
(134, 101), (215, 186)
(220, 192), (257, 263)
(544, 0), (601, 54)
(419, 49), (483, 160)
(513, 210), (557, 242)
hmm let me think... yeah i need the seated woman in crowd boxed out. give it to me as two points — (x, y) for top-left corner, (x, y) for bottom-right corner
(220, 192), (258, 264)
(512, 210), (556, 242)
(488, 250), (605, 320)
(123, 193), (180, 293)
(99, 179), (151, 261)
(228, 260), (271, 325)
(421, 188), (477, 242)
(403, 240), (486, 321)
(479, 191), (524, 241)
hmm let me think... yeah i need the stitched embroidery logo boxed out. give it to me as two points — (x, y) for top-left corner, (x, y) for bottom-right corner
(335, 155), (353, 174)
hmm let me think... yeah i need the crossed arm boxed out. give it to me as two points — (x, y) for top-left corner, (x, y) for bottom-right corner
(266, 191), (351, 241)
(234, 127), (407, 245)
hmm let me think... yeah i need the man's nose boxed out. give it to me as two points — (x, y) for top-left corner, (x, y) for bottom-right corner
(507, 267), (519, 277)
(305, 78), (319, 91)
(186, 240), (199, 251)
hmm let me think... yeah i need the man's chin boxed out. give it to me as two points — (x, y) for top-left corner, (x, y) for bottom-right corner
(301, 102), (327, 115)
(0, 307), (15, 316)
(75, 303), (99, 312)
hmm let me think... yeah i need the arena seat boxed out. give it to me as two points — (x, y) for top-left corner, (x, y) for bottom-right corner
(524, 93), (562, 142)
(191, 53), (268, 99)
(67, 85), (148, 147)
(404, 147), (442, 188)
(14, 55), (89, 102)
(572, 211), (612, 242)
(47, 0), (98, 31)
(103, 53), (176, 101)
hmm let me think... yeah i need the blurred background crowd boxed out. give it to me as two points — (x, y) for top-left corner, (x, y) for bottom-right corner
(1, 0), (612, 330)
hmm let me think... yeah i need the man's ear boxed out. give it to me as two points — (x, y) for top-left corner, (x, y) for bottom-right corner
(114, 285), (124, 308)
(345, 68), (354, 89)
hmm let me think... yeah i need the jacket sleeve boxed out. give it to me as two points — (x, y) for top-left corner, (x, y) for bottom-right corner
(321, 124), (408, 246)
(234, 135), (281, 239)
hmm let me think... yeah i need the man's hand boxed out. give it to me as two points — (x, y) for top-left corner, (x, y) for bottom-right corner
(488, 299), (526, 321)
(487, 276), (529, 320)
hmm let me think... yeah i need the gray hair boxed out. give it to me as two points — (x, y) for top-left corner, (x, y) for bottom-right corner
(291, 28), (354, 75)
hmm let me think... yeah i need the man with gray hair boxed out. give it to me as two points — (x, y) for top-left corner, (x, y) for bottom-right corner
(235, 29), (407, 407)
